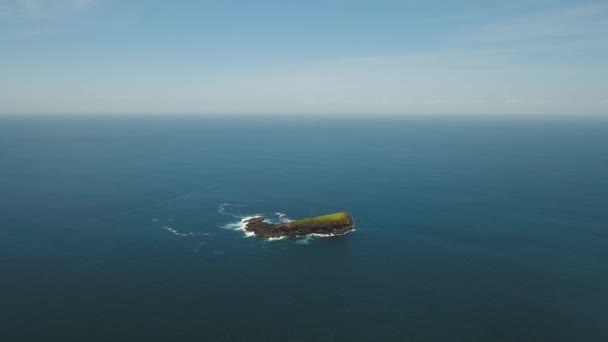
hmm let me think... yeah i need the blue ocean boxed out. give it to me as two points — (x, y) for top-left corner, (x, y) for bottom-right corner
(1, 115), (607, 341)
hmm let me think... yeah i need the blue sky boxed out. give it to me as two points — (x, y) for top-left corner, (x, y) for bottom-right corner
(1, 0), (607, 115)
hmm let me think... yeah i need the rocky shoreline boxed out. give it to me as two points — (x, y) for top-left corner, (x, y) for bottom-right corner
(244, 213), (355, 239)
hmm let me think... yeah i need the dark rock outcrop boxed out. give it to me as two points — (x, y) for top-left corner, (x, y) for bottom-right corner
(244, 212), (355, 239)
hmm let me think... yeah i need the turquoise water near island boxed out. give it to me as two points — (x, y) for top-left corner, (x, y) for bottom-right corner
(1, 115), (607, 341)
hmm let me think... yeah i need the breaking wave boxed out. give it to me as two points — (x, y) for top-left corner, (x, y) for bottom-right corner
(267, 236), (286, 241)
(275, 212), (293, 224)
(220, 215), (261, 238)
(218, 203), (293, 240)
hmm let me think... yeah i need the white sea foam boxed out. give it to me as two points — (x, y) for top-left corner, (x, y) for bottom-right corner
(221, 215), (263, 238)
(230, 215), (286, 239)
(267, 236), (286, 241)
(218, 203), (282, 236)
(310, 221), (356, 238)
(218, 203), (245, 219)
(310, 228), (356, 238)
(162, 226), (194, 237)
(162, 226), (211, 238)
(275, 212), (293, 224)
(295, 236), (315, 245)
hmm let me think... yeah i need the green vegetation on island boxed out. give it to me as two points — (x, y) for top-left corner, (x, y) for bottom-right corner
(244, 212), (354, 238)
(287, 212), (351, 228)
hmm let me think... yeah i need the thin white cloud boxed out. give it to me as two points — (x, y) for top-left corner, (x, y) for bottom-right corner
(0, 0), (96, 38)
(0, 26), (50, 38)
(0, 5), (10, 19)
(469, 3), (608, 44)
(71, 0), (94, 10)
(505, 98), (523, 105)
(0, 1), (606, 115)
(17, 0), (41, 11)
(2, 0), (96, 20)
(426, 98), (446, 105)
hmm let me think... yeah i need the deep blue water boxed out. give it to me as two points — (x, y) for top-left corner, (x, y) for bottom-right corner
(1, 115), (607, 341)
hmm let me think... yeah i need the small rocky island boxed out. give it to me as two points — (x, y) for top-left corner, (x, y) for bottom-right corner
(244, 212), (355, 238)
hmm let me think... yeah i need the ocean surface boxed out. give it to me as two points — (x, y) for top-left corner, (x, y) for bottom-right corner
(1, 115), (607, 341)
